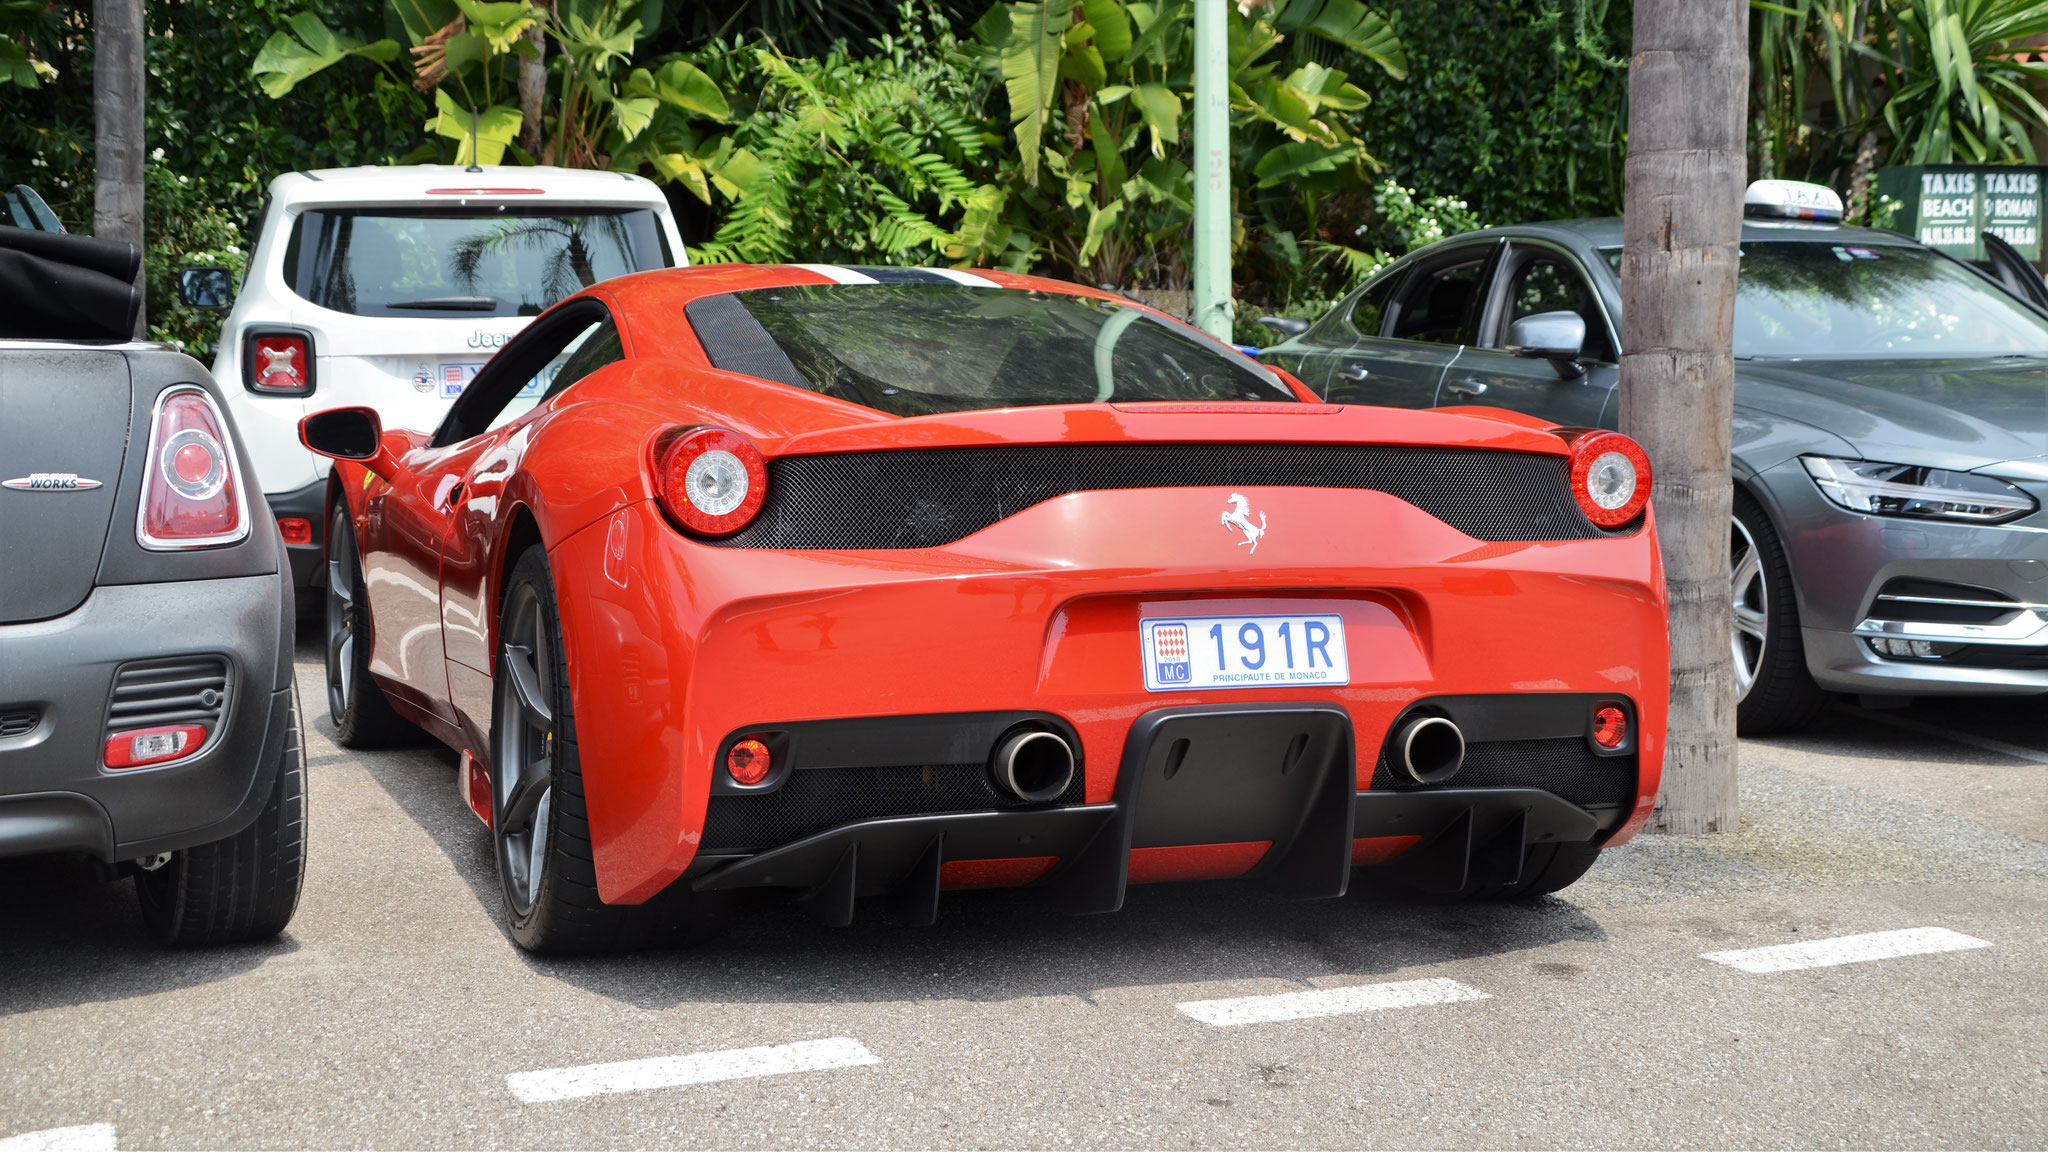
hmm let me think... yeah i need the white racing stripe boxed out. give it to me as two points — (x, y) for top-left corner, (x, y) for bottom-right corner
(507, 1037), (879, 1103)
(0, 1125), (117, 1152)
(924, 268), (1002, 288)
(1702, 927), (1991, 974)
(1177, 977), (1490, 1027)
(791, 263), (879, 285)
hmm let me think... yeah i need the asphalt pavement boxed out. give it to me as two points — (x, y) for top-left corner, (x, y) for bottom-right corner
(2, 638), (2044, 1149)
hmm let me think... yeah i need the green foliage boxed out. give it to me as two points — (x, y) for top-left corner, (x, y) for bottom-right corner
(142, 151), (251, 358)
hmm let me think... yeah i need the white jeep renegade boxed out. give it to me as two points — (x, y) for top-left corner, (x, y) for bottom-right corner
(199, 165), (685, 591)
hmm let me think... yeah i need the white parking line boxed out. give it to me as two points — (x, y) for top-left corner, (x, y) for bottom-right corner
(1844, 706), (2048, 766)
(1176, 977), (1491, 1027)
(1702, 927), (1991, 974)
(0, 1125), (116, 1152)
(507, 1037), (879, 1103)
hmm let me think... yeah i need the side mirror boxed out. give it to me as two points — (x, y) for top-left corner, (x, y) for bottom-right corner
(1256, 315), (1310, 338)
(1507, 310), (1586, 358)
(176, 266), (234, 312)
(300, 406), (384, 463)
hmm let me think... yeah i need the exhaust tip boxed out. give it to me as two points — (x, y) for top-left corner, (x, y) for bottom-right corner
(1395, 715), (1464, 785)
(990, 728), (1076, 803)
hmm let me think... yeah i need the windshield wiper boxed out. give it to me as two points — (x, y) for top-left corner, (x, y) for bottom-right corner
(382, 295), (499, 311)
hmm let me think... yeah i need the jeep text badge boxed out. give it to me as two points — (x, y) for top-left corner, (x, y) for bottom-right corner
(3, 472), (102, 492)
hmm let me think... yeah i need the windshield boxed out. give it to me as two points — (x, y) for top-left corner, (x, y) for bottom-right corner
(685, 284), (1296, 416)
(284, 208), (669, 318)
(1602, 241), (2048, 357)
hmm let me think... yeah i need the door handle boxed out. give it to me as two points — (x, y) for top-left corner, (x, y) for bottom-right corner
(1337, 364), (1371, 382)
(1445, 378), (1488, 399)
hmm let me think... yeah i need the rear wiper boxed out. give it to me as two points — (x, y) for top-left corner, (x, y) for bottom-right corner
(383, 296), (498, 311)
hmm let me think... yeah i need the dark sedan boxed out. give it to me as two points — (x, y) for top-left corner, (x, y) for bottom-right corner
(1261, 181), (2048, 733)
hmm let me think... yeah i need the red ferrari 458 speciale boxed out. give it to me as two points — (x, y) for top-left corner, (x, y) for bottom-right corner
(300, 264), (1667, 953)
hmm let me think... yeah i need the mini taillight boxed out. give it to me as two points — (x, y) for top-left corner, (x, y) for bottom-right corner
(726, 738), (772, 785)
(1591, 704), (1628, 749)
(243, 330), (314, 395)
(656, 427), (768, 536)
(138, 387), (249, 549)
(1566, 431), (1653, 528)
(104, 723), (208, 769)
(277, 516), (312, 546)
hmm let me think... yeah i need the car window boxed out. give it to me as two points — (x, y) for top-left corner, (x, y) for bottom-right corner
(436, 299), (614, 445)
(686, 284), (1298, 416)
(283, 208), (669, 318)
(1503, 255), (1615, 362)
(539, 317), (622, 402)
(1344, 271), (1401, 338)
(1388, 257), (1485, 345)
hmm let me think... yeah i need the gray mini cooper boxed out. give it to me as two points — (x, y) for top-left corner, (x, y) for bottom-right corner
(1261, 182), (2048, 734)
(0, 192), (304, 945)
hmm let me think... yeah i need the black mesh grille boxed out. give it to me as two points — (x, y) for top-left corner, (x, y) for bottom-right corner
(106, 656), (230, 729)
(701, 762), (1086, 853)
(1372, 737), (1636, 810)
(711, 444), (1614, 549)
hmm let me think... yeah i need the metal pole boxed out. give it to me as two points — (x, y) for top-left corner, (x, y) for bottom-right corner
(1191, 0), (1231, 341)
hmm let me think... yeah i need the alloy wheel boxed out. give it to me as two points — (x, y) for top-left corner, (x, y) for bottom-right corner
(493, 582), (556, 918)
(325, 515), (355, 721)
(1730, 515), (1768, 699)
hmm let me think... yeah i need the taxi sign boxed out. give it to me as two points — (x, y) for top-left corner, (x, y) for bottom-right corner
(1744, 179), (1844, 223)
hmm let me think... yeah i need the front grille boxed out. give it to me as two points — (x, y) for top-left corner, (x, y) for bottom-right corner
(712, 444), (1614, 550)
(1868, 578), (2025, 626)
(106, 656), (231, 730)
(0, 708), (37, 738)
(1372, 737), (1636, 810)
(701, 762), (1087, 853)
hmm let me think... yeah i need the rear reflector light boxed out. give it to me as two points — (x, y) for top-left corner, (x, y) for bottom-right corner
(138, 386), (249, 549)
(1591, 704), (1628, 749)
(1566, 431), (1653, 528)
(656, 427), (768, 537)
(104, 723), (207, 769)
(243, 330), (314, 395)
(277, 516), (312, 545)
(425, 187), (545, 195)
(726, 738), (772, 785)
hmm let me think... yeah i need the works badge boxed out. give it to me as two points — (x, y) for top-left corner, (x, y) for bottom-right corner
(3, 472), (102, 492)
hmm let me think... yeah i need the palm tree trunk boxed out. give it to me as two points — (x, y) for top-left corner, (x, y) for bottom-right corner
(1619, 0), (1747, 834)
(93, 0), (145, 337)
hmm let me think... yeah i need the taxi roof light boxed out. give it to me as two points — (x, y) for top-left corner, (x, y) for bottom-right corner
(1744, 179), (1844, 223)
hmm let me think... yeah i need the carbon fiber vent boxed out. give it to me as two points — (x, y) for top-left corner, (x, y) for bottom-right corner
(106, 656), (231, 730)
(701, 762), (1087, 853)
(0, 708), (37, 738)
(1372, 737), (1636, 811)
(711, 444), (1612, 549)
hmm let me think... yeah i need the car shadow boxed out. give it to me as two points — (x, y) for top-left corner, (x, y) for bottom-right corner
(0, 853), (297, 1014)
(349, 730), (1609, 1013)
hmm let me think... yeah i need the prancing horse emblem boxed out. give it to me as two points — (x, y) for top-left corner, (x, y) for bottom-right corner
(1220, 492), (1267, 553)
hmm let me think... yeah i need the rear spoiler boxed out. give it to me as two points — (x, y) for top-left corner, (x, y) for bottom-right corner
(0, 225), (143, 341)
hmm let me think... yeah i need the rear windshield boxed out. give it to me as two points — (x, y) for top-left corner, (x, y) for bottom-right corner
(283, 208), (670, 318)
(685, 283), (1296, 416)
(1601, 241), (2048, 357)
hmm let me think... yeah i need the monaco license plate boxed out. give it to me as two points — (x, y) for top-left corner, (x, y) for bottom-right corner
(1140, 613), (1350, 691)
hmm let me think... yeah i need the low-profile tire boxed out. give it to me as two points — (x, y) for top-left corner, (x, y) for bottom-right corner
(137, 686), (308, 946)
(326, 503), (414, 748)
(491, 545), (724, 954)
(1732, 491), (1830, 735)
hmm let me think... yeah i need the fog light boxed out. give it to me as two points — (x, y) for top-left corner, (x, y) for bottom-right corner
(104, 723), (207, 769)
(1868, 637), (1961, 659)
(1591, 705), (1628, 749)
(277, 516), (312, 545)
(726, 738), (771, 785)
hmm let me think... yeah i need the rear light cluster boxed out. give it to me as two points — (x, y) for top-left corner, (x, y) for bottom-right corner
(1591, 704), (1629, 749)
(726, 738), (772, 785)
(242, 329), (315, 396)
(1565, 431), (1653, 528)
(655, 427), (768, 537)
(137, 387), (249, 549)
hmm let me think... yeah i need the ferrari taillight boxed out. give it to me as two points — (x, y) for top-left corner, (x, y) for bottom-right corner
(1566, 430), (1653, 528)
(1591, 704), (1628, 749)
(138, 386), (249, 549)
(655, 427), (768, 537)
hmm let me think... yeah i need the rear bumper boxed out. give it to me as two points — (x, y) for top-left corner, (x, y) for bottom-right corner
(0, 574), (293, 860)
(264, 477), (329, 589)
(548, 490), (1669, 904)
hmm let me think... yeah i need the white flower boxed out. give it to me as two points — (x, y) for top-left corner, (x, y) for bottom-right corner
(151, 146), (165, 161)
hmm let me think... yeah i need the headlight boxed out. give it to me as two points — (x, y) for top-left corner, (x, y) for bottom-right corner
(1801, 456), (2038, 524)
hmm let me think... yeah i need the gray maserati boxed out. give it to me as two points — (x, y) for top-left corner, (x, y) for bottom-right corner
(1261, 181), (2048, 734)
